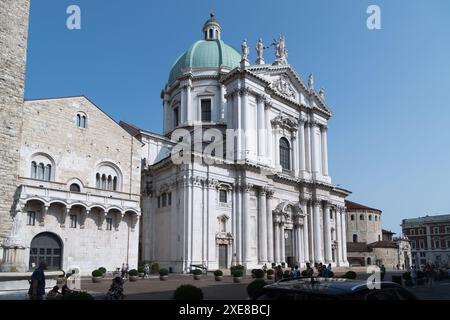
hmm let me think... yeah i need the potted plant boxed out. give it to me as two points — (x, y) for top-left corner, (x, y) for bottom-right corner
(138, 266), (145, 278)
(271, 262), (276, 269)
(251, 269), (257, 279)
(159, 268), (169, 281)
(98, 267), (107, 278)
(129, 269), (139, 282)
(173, 285), (203, 300)
(254, 269), (265, 279)
(192, 269), (202, 280)
(232, 269), (243, 283)
(214, 270), (223, 281)
(247, 279), (268, 300)
(151, 262), (160, 274)
(266, 269), (274, 280)
(92, 269), (103, 283)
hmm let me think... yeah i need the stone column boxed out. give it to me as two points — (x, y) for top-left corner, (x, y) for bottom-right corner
(219, 85), (225, 121)
(298, 119), (306, 173)
(340, 208), (348, 264)
(266, 191), (275, 263)
(242, 90), (250, 157)
(274, 126), (280, 168)
(258, 188), (268, 264)
(305, 122), (312, 172)
(313, 200), (323, 263)
(40, 205), (49, 227)
(308, 201), (314, 262)
(235, 183), (242, 264)
(292, 131), (299, 176)
(274, 221), (280, 263)
(321, 125), (329, 176)
(186, 83), (192, 123)
(207, 179), (217, 268)
(335, 207), (343, 265)
(61, 207), (70, 228)
(163, 100), (169, 133)
(242, 183), (252, 266)
(231, 185), (237, 266)
(265, 105), (273, 165)
(323, 202), (332, 263)
(310, 121), (319, 177)
(236, 91), (243, 161)
(280, 224), (286, 264)
(257, 96), (266, 158)
(301, 201), (310, 263)
(180, 86), (187, 124)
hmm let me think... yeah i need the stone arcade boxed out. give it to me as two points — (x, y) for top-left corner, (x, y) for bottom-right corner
(123, 15), (351, 272)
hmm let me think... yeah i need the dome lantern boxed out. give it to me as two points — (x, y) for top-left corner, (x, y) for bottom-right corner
(203, 13), (221, 41)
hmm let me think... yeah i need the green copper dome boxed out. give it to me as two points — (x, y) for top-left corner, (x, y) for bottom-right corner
(168, 39), (241, 85)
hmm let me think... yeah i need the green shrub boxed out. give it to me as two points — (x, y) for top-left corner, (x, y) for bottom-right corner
(232, 270), (243, 277)
(214, 270), (223, 276)
(301, 270), (308, 277)
(266, 269), (274, 276)
(328, 271), (335, 278)
(254, 269), (265, 279)
(247, 280), (268, 300)
(192, 269), (202, 276)
(98, 267), (106, 275)
(92, 269), (102, 277)
(173, 285), (203, 300)
(138, 261), (145, 269)
(402, 272), (412, 281)
(230, 265), (245, 275)
(159, 268), (169, 276)
(151, 263), (160, 274)
(61, 291), (94, 300)
(138, 266), (144, 273)
(283, 270), (290, 278)
(129, 269), (138, 277)
(342, 271), (357, 279)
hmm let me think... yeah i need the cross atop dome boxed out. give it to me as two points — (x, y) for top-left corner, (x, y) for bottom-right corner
(203, 13), (222, 41)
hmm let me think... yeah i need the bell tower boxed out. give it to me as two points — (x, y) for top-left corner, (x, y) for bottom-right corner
(0, 0), (30, 270)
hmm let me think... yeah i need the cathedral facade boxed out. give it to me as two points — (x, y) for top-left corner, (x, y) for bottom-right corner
(125, 16), (351, 272)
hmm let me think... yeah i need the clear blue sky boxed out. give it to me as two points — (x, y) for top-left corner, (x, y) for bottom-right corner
(25, 0), (450, 234)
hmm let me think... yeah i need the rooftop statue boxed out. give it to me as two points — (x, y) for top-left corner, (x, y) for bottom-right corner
(241, 39), (250, 61)
(271, 35), (288, 65)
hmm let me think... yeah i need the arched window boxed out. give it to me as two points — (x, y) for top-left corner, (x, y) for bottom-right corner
(201, 99), (212, 122)
(37, 163), (45, 180)
(113, 177), (118, 191)
(350, 214), (355, 221)
(101, 174), (107, 189)
(76, 113), (87, 128)
(279, 138), (291, 171)
(107, 175), (112, 190)
(219, 190), (227, 203)
(31, 161), (37, 179)
(353, 234), (358, 243)
(96, 162), (122, 192)
(44, 164), (52, 181)
(369, 215), (372, 221)
(360, 214), (364, 221)
(209, 28), (213, 39)
(70, 183), (81, 193)
(375, 215), (378, 221)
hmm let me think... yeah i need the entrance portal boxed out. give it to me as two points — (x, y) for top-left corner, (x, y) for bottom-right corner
(219, 244), (227, 269)
(29, 232), (63, 271)
(284, 229), (294, 267)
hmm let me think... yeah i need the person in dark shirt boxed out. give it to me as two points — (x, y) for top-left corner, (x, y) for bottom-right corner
(29, 261), (47, 300)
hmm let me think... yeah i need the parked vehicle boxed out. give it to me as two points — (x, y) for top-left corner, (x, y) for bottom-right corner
(257, 277), (418, 300)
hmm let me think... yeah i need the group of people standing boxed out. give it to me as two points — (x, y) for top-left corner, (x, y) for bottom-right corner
(272, 263), (334, 282)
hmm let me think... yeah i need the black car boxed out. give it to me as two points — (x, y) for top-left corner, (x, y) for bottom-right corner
(258, 277), (419, 300)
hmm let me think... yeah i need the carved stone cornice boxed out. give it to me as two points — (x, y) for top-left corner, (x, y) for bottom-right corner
(206, 178), (219, 189)
(271, 114), (297, 132)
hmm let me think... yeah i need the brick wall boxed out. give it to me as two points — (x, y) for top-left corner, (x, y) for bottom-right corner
(0, 0), (30, 240)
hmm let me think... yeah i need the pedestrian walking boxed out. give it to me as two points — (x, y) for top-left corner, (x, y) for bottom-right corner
(380, 264), (386, 281)
(411, 266), (417, 287)
(28, 261), (47, 300)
